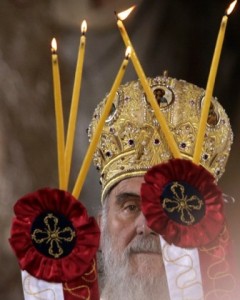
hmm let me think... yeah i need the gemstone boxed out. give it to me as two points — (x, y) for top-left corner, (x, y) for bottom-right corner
(106, 151), (111, 157)
(202, 154), (209, 160)
(128, 139), (134, 146)
(110, 127), (115, 133)
(190, 99), (195, 105)
(180, 142), (187, 149)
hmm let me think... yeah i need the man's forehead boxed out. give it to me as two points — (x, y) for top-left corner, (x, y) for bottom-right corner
(110, 177), (145, 197)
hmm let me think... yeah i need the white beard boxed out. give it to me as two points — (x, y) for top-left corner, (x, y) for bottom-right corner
(100, 223), (170, 300)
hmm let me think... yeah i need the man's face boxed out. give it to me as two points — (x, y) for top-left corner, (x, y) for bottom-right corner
(101, 176), (166, 275)
(100, 177), (169, 299)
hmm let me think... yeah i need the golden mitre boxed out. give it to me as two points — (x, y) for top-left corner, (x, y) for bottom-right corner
(88, 75), (233, 200)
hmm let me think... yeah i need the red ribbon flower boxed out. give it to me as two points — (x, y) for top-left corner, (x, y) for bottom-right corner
(141, 159), (225, 248)
(9, 188), (100, 282)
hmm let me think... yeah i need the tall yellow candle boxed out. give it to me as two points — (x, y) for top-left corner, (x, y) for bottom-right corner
(72, 47), (131, 199)
(51, 38), (66, 189)
(193, 0), (237, 164)
(116, 8), (181, 159)
(65, 20), (87, 189)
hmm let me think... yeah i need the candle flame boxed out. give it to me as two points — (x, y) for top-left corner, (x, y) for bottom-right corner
(125, 46), (132, 59)
(226, 0), (237, 15)
(81, 20), (87, 34)
(51, 38), (57, 52)
(117, 5), (136, 21)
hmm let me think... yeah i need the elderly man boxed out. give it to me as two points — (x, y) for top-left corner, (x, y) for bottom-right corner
(9, 75), (239, 300)
(100, 177), (169, 299)
(88, 75), (239, 299)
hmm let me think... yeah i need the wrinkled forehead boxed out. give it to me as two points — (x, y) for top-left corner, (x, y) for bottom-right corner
(104, 176), (145, 203)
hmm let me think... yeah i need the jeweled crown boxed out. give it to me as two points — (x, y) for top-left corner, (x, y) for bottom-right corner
(88, 75), (233, 200)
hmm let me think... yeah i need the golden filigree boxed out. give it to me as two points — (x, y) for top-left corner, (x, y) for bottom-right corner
(31, 213), (76, 258)
(162, 182), (204, 225)
(63, 283), (90, 300)
(81, 259), (97, 283)
(88, 76), (233, 200)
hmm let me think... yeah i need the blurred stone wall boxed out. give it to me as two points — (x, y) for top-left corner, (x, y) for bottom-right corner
(0, 0), (239, 299)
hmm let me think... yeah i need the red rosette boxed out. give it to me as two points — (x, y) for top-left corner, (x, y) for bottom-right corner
(9, 188), (100, 283)
(141, 159), (225, 248)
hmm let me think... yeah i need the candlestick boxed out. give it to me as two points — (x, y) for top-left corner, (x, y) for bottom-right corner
(116, 9), (181, 159)
(51, 38), (66, 189)
(72, 47), (131, 199)
(65, 20), (87, 189)
(193, 0), (237, 164)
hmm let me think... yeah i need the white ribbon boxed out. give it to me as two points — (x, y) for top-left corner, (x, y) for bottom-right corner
(160, 236), (204, 300)
(21, 270), (64, 300)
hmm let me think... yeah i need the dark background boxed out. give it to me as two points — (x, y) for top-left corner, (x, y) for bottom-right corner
(0, 0), (239, 299)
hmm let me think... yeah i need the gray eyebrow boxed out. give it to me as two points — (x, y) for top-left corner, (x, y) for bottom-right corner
(116, 192), (141, 205)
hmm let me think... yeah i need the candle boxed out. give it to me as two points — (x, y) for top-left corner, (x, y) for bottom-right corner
(193, 0), (237, 164)
(65, 20), (87, 189)
(51, 38), (66, 189)
(116, 8), (181, 159)
(72, 47), (131, 199)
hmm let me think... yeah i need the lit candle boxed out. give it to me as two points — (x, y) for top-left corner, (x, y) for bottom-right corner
(116, 8), (181, 159)
(193, 0), (237, 164)
(51, 38), (66, 189)
(65, 20), (87, 189)
(72, 47), (131, 199)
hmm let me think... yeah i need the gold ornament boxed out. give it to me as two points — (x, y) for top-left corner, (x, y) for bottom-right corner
(88, 75), (233, 201)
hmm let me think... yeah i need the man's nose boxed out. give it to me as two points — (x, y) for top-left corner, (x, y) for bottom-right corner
(136, 212), (155, 235)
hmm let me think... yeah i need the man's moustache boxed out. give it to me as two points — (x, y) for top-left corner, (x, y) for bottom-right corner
(126, 235), (161, 255)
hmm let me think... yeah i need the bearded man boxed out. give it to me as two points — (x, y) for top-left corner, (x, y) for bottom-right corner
(100, 177), (170, 300)
(88, 75), (239, 300)
(9, 74), (239, 300)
